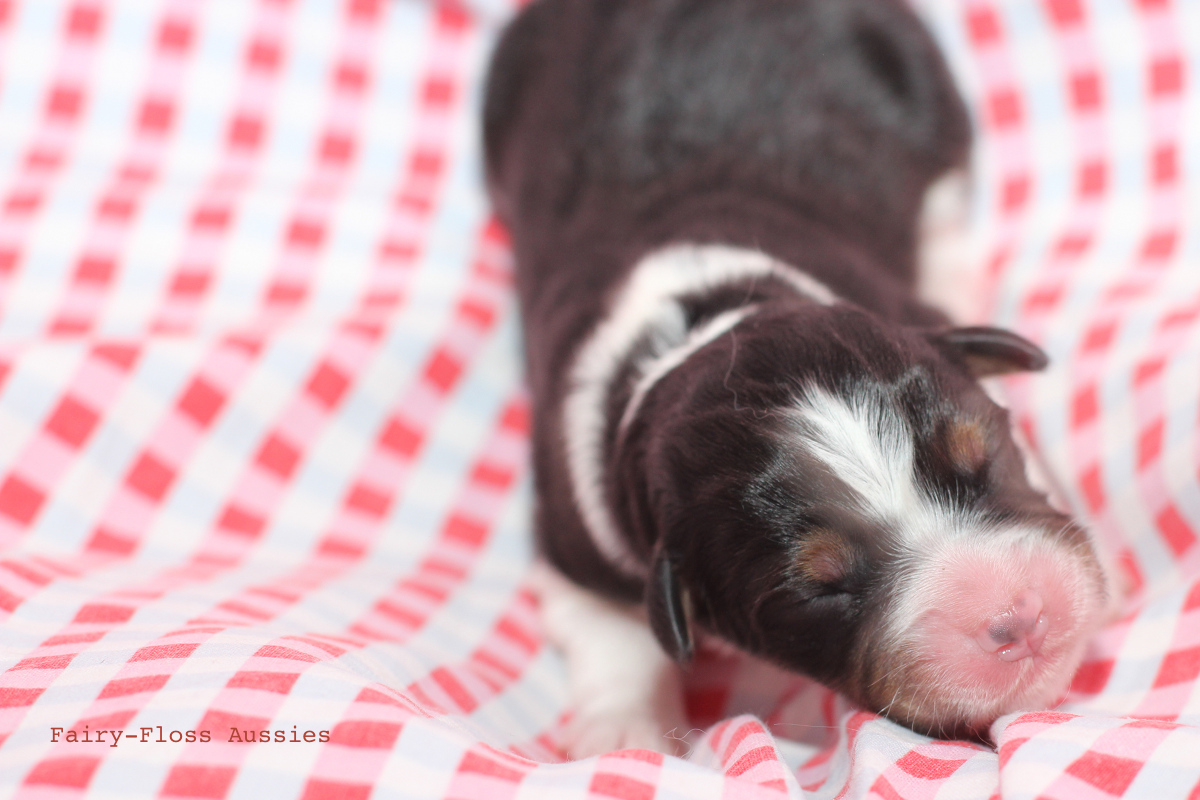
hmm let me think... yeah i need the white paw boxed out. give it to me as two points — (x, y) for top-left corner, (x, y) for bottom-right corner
(530, 562), (692, 760)
(564, 704), (687, 759)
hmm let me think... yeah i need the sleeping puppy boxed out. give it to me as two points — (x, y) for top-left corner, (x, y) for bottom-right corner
(483, 0), (1109, 752)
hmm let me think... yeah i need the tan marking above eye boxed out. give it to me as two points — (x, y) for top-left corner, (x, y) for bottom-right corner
(943, 418), (989, 474)
(797, 534), (858, 585)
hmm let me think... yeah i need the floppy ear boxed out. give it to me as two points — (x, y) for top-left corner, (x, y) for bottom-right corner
(932, 326), (1049, 379)
(645, 548), (694, 663)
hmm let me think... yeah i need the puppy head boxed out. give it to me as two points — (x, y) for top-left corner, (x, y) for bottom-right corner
(630, 303), (1107, 740)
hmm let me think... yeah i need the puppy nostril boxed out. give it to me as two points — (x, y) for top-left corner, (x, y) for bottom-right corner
(987, 620), (1017, 647)
(974, 589), (1047, 660)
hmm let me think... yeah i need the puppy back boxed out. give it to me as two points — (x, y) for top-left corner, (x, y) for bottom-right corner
(483, 0), (972, 280)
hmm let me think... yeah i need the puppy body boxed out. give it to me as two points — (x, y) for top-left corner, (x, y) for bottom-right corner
(485, 0), (1108, 749)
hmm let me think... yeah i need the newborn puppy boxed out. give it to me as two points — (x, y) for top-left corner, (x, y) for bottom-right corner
(483, 0), (1109, 751)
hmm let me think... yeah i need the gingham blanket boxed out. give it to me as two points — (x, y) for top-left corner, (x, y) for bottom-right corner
(0, 0), (1197, 797)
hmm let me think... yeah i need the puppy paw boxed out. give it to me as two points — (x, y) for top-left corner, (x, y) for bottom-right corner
(563, 705), (686, 759)
(562, 669), (690, 760)
(532, 562), (692, 759)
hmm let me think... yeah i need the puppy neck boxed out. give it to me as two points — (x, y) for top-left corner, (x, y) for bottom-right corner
(562, 244), (837, 577)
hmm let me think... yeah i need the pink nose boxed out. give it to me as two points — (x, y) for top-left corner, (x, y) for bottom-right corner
(974, 589), (1048, 662)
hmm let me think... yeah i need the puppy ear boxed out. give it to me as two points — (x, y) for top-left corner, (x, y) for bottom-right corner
(932, 326), (1049, 378)
(646, 549), (694, 663)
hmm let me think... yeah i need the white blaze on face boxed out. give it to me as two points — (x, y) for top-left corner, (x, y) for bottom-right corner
(789, 385), (977, 558)
(790, 385), (924, 528)
(789, 386), (1107, 731)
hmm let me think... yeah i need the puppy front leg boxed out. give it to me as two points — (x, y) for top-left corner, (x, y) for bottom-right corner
(530, 563), (688, 759)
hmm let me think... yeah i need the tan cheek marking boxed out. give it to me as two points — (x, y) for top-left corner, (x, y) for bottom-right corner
(944, 418), (989, 474)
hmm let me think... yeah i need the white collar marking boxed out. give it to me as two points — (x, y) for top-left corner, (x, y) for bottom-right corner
(562, 243), (837, 576)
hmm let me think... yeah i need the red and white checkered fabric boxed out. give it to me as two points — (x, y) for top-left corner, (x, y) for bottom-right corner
(0, 0), (1196, 797)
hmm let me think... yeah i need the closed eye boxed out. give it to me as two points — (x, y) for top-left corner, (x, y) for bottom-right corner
(804, 589), (857, 616)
